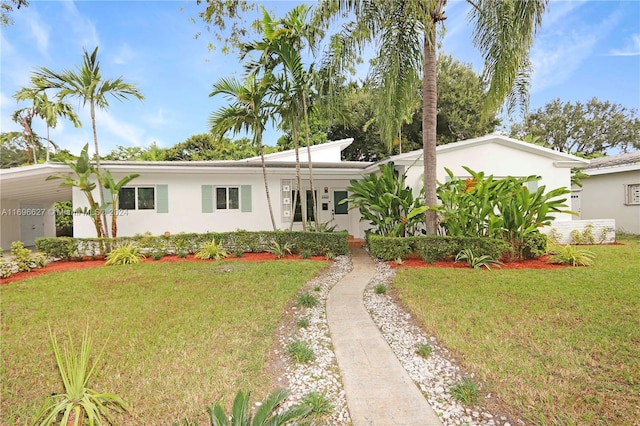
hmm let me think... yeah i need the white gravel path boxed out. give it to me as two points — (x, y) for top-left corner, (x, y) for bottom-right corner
(272, 253), (522, 426)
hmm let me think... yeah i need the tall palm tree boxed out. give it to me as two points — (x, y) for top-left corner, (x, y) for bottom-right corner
(209, 74), (278, 230)
(245, 5), (321, 230)
(315, 0), (548, 234)
(32, 46), (144, 237)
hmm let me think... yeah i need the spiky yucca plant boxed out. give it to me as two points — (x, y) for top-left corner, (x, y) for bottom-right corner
(195, 239), (229, 260)
(36, 325), (127, 426)
(105, 243), (145, 265)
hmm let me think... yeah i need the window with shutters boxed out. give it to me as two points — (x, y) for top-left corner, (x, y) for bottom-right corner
(625, 184), (640, 205)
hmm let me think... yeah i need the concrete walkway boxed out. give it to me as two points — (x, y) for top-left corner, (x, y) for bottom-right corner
(326, 247), (442, 426)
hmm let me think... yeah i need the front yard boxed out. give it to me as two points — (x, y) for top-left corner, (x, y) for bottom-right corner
(393, 237), (640, 425)
(0, 260), (327, 425)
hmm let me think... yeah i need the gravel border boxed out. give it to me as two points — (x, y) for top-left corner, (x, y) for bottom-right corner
(272, 253), (522, 426)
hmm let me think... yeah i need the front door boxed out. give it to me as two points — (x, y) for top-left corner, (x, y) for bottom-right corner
(315, 188), (350, 232)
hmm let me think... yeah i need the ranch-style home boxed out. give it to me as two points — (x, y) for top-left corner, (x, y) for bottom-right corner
(0, 134), (589, 248)
(572, 152), (640, 234)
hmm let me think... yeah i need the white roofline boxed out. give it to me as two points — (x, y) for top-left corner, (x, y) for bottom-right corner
(245, 138), (354, 162)
(371, 134), (589, 169)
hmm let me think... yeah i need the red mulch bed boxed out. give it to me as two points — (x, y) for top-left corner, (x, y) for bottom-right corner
(0, 253), (328, 285)
(390, 254), (568, 270)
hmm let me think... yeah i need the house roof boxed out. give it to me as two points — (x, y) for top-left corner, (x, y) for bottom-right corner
(245, 138), (354, 163)
(370, 134), (590, 171)
(581, 151), (640, 175)
(0, 163), (73, 204)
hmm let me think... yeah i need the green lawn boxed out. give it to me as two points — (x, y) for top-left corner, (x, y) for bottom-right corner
(0, 260), (327, 425)
(393, 238), (640, 425)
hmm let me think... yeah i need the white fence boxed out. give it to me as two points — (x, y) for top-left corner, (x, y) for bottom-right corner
(541, 219), (616, 244)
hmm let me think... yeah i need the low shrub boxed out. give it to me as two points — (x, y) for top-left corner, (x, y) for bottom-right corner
(367, 234), (512, 262)
(105, 243), (145, 265)
(194, 239), (229, 260)
(296, 292), (319, 308)
(547, 244), (595, 266)
(36, 237), (79, 260)
(302, 391), (333, 417)
(287, 340), (314, 364)
(450, 377), (481, 405)
(454, 248), (501, 270)
(416, 343), (432, 358)
(373, 284), (387, 294)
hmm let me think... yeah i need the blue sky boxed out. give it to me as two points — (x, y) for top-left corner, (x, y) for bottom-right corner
(1, 0), (639, 156)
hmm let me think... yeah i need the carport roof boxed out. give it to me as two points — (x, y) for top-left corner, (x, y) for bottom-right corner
(0, 163), (73, 205)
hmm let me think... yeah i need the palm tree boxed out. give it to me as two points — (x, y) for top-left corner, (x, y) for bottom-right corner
(315, 0), (548, 234)
(14, 85), (81, 162)
(209, 74), (278, 230)
(32, 46), (144, 237)
(245, 5), (320, 230)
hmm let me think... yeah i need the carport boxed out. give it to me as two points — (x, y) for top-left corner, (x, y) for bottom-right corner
(0, 164), (72, 248)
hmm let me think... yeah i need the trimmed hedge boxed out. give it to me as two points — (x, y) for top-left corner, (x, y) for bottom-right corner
(35, 231), (349, 261)
(367, 234), (514, 262)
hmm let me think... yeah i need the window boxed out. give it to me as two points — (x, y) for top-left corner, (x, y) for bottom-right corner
(118, 187), (155, 210)
(334, 190), (348, 215)
(625, 184), (640, 205)
(216, 187), (239, 210)
(293, 190), (316, 222)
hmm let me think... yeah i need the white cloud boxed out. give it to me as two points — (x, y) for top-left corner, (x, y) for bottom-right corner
(112, 44), (135, 65)
(609, 34), (640, 57)
(95, 109), (146, 148)
(25, 12), (50, 56)
(61, 0), (100, 49)
(143, 107), (168, 127)
(530, 8), (621, 93)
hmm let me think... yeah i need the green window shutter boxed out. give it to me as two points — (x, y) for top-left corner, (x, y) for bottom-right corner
(156, 184), (169, 213)
(202, 185), (213, 213)
(241, 185), (252, 212)
(102, 187), (113, 213)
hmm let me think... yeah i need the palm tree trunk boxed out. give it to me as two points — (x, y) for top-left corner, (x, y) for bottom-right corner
(423, 14), (440, 236)
(257, 134), (277, 231)
(302, 92), (319, 231)
(292, 120), (306, 231)
(90, 101), (108, 238)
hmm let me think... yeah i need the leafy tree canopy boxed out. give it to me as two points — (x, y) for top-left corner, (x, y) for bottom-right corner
(510, 98), (640, 156)
(1, 0), (27, 26)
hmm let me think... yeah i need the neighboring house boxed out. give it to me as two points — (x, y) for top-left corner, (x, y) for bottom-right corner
(0, 135), (588, 248)
(574, 152), (640, 234)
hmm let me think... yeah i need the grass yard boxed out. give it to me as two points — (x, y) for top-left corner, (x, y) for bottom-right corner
(0, 259), (327, 425)
(393, 238), (640, 425)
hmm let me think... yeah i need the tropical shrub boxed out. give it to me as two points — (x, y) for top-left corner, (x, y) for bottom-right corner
(208, 389), (310, 426)
(454, 248), (501, 270)
(105, 243), (145, 265)
(35, 325), (127, 425)
(0, 258), (19, 278)
(36, 237), (78, 260)
(267, 241), (293, 259)
(547, 244), (595, 266)
(344, 162), (427, 237)
(436, 167), (573, 259)
(195, 239), (229, 260)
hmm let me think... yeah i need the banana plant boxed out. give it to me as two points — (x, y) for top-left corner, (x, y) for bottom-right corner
(344, 162), (426, 237)
(98, 169), (140, 238)
(46, 144), (106, 238)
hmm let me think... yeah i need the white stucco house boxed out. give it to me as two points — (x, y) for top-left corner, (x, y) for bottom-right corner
(0, 135), (589, 248)
(572, 152), (640, 234)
